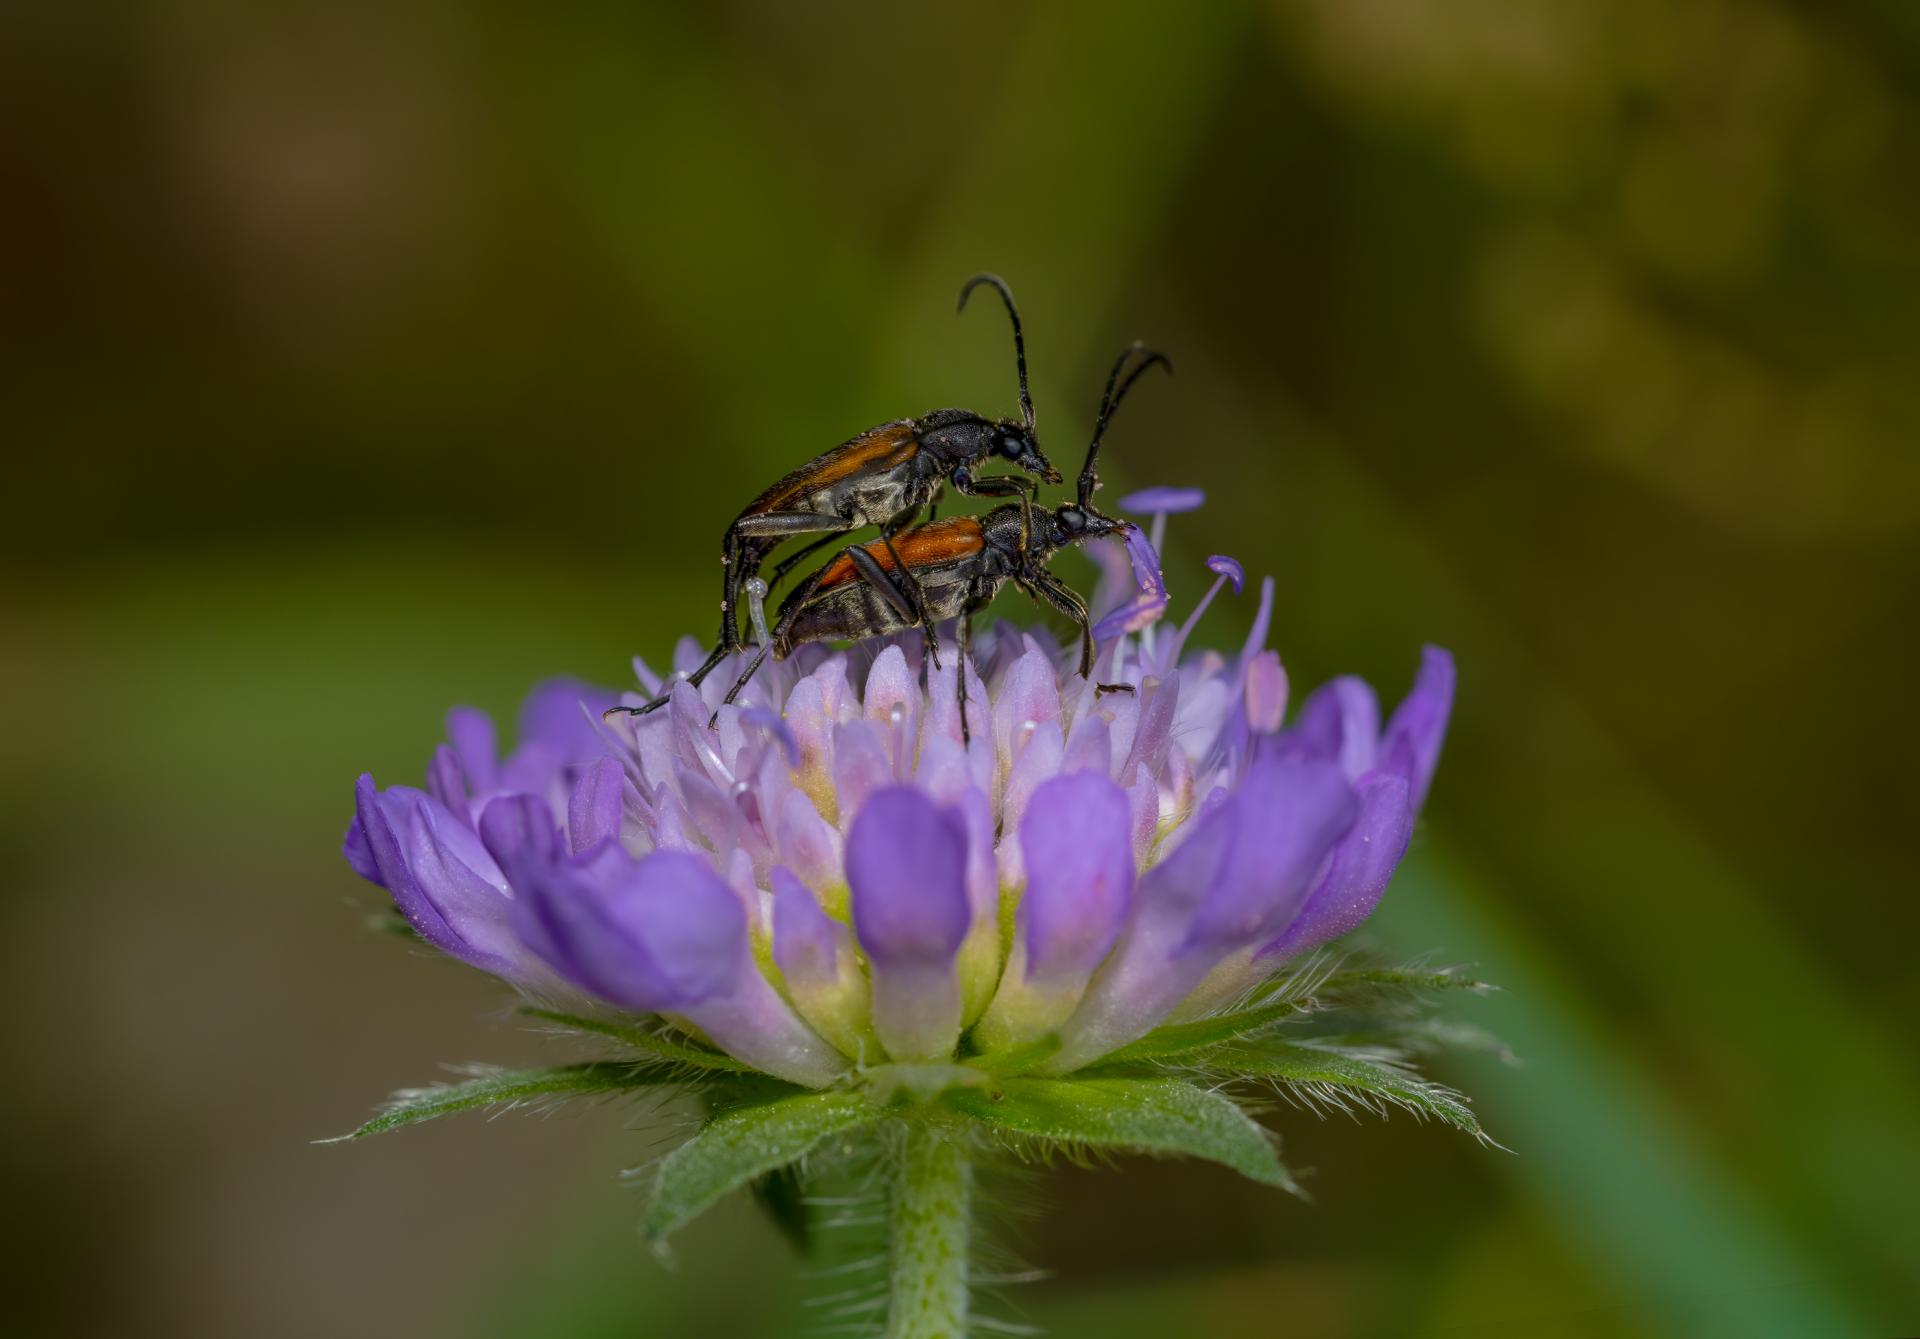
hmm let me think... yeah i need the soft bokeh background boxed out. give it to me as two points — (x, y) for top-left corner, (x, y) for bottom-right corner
(5, 2), (1917, 1336)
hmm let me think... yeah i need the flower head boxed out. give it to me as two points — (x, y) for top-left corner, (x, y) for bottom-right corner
(344, 511), (1453, 1087)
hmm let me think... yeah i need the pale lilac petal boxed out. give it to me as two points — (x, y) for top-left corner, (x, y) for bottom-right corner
(831, 720), (893, 828)
(740, 706), (800, 769)
(993, 647), (1063, 769)
(1125, 767), (1159, 867)
(998, 720), (1065, 882)
(1062, 712), (1113, 778)
(1241, 575), (1275, 664)
(1121, 673), (1181, 781)
(1118, 486), (1205, 514)
(675, 763), (739, 851)
(671, 636), (708, 676)
(776, 788), (842, 895)
(1245, 650), (1287, 734)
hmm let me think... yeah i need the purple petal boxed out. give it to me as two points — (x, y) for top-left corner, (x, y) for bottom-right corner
(1381, 645), (1454, 809)
(1118, 486), (1206, 515)
(1046, 755), (1357, 1072)
(511, 846), (743, 1012)
(477, 793), (563, 875)
(771, 866), (847, 985)
(848, 790), (970, 962)
(354, 778), (546, 984)
(426, 744), (471, 825)
(515, 677), (616, 764)
(1259, 769), (1415, 963)
(1181, 756), (1359, 952)
(846, 788), (970, 1059)
(445, 706), (498, 792)
(1018, 773), (1135, 982)
(342, 815), (379, 883)
(567, 757), (626, 855)
(1285, 676), (1381, 778)
(1205, 554), (1245, 595)
(510, 844), (844, 1085)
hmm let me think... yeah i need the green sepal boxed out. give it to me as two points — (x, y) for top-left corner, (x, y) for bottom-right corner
(944, 1075), (1293, 1190)
(1202, 1038), (1495, 1144)
(1314, 965), (1495, 1000)
(520, 1006), (756, 1072)
(1088, 996), (1306, 1065)
(322, 1061), (673, 1142)
(640, 1088), (882, 1242)
(967, 1032), (1062, 1076)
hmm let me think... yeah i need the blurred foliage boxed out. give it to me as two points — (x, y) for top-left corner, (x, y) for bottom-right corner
(3, 1), (1917, 1336)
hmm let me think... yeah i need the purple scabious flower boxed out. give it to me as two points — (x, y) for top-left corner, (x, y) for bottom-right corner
(344, 511), (1453, 1087)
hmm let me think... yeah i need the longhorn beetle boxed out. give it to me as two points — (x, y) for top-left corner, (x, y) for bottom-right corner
(709, 342), (1171, 742)
(610, 274), (1061, 719)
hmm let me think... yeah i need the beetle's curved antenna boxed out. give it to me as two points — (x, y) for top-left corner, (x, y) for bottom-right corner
(1081, 342), (1172, 507)
(957, 273), (1033, 432)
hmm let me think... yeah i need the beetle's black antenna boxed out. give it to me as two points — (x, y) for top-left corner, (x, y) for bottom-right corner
(957, 273), (1033, 432)
(1081, 342), (1172, 507)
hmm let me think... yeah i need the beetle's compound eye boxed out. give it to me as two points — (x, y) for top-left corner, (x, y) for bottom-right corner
(996, 428), (1029, 459)
(1058, 506), (1087, 534)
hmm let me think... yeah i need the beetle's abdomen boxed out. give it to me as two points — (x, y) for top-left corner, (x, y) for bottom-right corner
(747, 420), (921, 516)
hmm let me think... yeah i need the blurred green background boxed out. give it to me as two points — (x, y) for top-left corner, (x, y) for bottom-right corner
(5, 2), (1917, 1336)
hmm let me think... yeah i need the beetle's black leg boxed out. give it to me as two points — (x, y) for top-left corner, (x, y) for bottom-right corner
(954, 584), (995, 745)
(730, 510), (859, 541)
(951, 473), (1036, 503)
(873, 531), (942, 671)
(847, 544), (919, 623)
(1028, 569), (1134, 696)
(761, 531), (844, 597)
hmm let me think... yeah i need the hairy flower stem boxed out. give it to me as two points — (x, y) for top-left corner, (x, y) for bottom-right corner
(886, 1125), (972, 1339)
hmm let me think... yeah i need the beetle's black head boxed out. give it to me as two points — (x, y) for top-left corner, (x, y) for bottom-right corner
(993, 420), (1062, 485)
(1049, 502), (1129, 548)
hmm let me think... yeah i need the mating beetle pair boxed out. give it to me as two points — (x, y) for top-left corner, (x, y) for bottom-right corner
(610, 275), (1168, 740)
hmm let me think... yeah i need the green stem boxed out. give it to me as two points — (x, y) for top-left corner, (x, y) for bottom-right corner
(886, 1123), (972, 1339)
